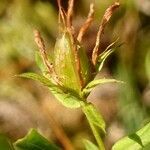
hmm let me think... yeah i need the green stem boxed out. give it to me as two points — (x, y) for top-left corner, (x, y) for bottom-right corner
(81, 102), (105, 150)
(89, 121), (105, 150)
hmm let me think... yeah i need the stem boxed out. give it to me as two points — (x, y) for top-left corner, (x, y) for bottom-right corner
(89, 121), (105, 150)
(81, 102), (105, 150)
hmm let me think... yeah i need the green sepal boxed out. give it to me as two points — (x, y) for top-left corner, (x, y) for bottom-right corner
(18, 72), (82, 108)
(112, 122), (150, 150)
(96, 38), (121, 72)
(14, 129), (60, 150)
(97, 48), (115, 72)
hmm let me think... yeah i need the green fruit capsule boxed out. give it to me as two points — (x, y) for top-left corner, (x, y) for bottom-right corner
(54, 30), (91, 95)
(78, 44), (92, 87)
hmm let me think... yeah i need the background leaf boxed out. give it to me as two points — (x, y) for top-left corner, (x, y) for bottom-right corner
(0, 134), (14, 150)
(14, 129), (60, 150)
(112, 122), (150, 150)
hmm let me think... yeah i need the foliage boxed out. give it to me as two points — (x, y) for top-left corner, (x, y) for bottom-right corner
(112, 122), (150, 150)
(17, 1), (121, 149)
(0, 0), (150, 150)
(1, 123), (150, 150)
(0, 129), (60, 150)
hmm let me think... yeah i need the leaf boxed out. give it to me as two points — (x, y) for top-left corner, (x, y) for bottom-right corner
(14, 129), (60, 150)
(18, 72), (55, 87)
(82, 78), (124, 96)
(112, 122), (150, 150)
(82, 103), (105, 133)
(83, 139), (99, 150)
(49, 87), (82, 108)
(0, 134), (14, 150)
(18, 72), (82, 108)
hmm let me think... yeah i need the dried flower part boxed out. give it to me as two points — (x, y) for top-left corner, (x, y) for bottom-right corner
(67, 0), (74, 28)
(92, 2), (120, 65)
(54, 0), (93, 94)
(33, 1), (120, 96)
(77, 3), (95, 42)
(57, 0), (66, 26)
(34, 30), (53, 73)
(34, 29), (62, 85)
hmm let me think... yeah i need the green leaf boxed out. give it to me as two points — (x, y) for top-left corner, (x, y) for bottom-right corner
(18, 72), (55, 87)
(0, 134), (14, 150)
(82, 103), (105, 133)
(82, 78), (124, 96)
(48, 87), (82, 108)
(18, 72), (82, 108)
(83, 139), (99, 150)
(112, 122), (150, 150)
(14, 129), (60, 150)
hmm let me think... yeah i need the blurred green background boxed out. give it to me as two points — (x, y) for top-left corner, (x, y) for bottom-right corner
(0, 0), (150, 149)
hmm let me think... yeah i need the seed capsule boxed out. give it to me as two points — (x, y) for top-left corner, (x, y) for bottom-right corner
(53, 28), (92, 95)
